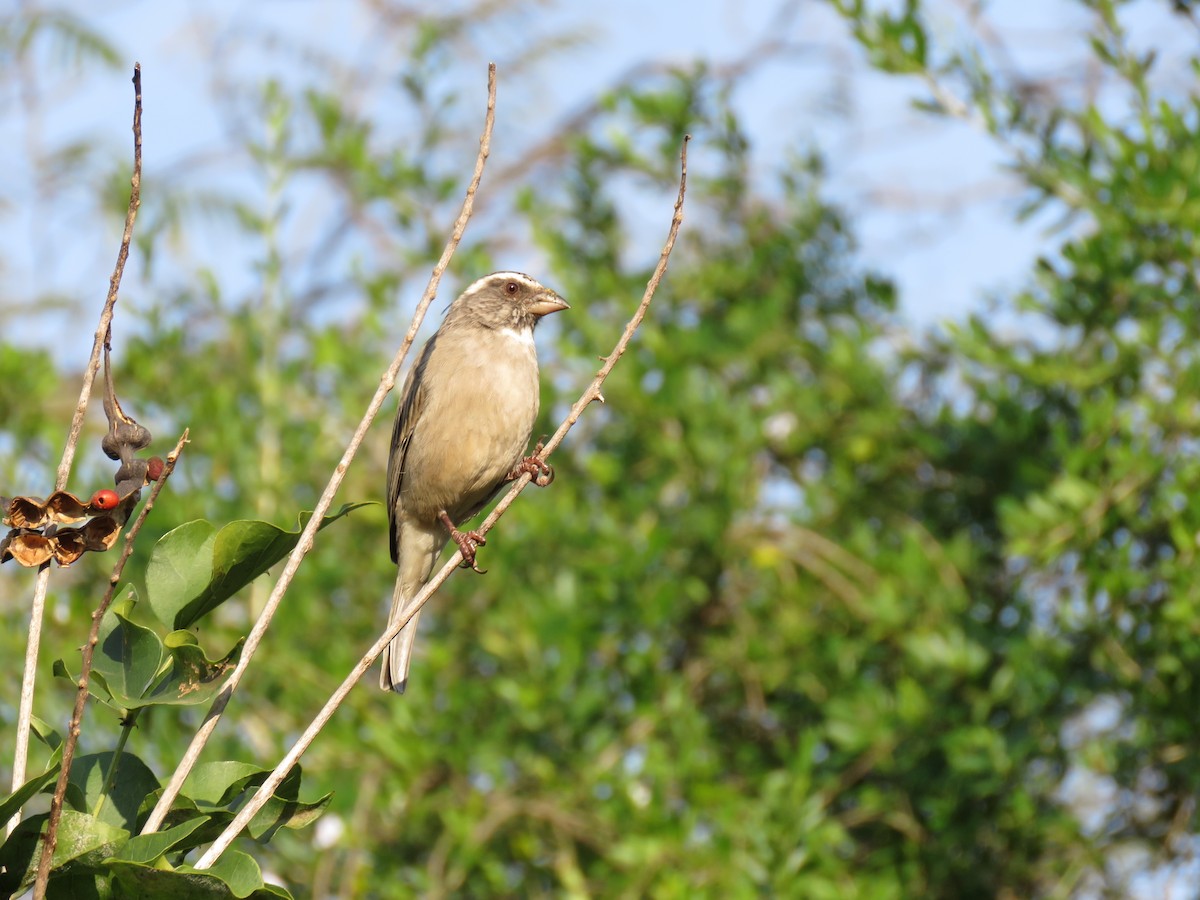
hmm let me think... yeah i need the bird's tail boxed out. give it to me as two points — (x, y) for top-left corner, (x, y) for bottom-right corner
(380, 575), (421, 693)
(380, 521), (444, 693)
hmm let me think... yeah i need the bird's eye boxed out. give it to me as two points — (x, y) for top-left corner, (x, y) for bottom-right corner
(505, 281), (519, 295)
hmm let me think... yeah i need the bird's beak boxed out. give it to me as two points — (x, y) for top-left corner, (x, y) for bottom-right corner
(528, 291), (570, 318)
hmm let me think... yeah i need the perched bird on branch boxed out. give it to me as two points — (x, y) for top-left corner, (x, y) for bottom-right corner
(381, 271), (569, 693)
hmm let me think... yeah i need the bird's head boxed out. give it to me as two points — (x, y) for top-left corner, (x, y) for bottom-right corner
(446, 271), (569, 333)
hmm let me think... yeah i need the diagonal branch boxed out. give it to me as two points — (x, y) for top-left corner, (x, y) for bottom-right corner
(140, 62), (500, 836)
(8, 62), (143, 837)
(192, 135), (690, 869)
(32, 430), (187, 899)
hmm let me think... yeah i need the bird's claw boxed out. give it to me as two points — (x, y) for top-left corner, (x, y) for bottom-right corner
(452, 529), (487, 573)
(438, 510), (488, 573)
(509, 440), (554, 487)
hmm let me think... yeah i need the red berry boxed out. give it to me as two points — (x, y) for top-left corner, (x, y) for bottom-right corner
(91, 490), (120, 511)
(146, 456), (165, 482)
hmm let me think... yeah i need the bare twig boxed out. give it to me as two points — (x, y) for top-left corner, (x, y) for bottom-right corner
(140, 62), (500, 836)
(192, 135), (690, 869)
(32, 430), (187, 899)
(8, 63), (143, 837)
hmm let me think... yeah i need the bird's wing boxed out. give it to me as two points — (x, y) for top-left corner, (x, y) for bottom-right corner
(387, 336), (437, 563)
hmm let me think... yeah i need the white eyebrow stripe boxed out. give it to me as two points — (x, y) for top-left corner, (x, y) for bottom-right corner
(460, 271), (540, 298)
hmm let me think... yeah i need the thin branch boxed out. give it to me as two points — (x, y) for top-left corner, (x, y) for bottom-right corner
(32, 430), (188, 899)
(192, 134), (690, 869)
(140, 62), (499, 836)
(8, 63), (143, 837)
(8, 584), (47, 837)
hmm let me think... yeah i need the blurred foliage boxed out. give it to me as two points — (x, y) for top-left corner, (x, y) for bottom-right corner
(1, 0), (1200, 897)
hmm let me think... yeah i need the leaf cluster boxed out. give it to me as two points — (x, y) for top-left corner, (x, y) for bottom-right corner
(1, 509), (363, 898)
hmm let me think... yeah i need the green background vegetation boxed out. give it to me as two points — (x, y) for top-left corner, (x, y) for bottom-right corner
(2, 1), (1199, 896)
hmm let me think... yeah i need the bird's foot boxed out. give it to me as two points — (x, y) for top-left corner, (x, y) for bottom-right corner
(508, 439), (554, 487)
(438, 510), (487, 573)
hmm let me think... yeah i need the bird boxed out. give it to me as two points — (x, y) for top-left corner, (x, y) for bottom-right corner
(380, 271), (569, 693)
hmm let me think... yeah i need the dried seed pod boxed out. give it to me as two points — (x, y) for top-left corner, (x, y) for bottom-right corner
(79, 515), (122, 551)
(45, 491), (92, 524)
(114, 458), (150, 497)
(119, 420), (153, 451)
(102, 416), (152, 458)
(51, 529), (87, 566)
(0, 530), (54, 567)
(101, 432), (124, 461)
(51, 518), (121, 566)
(4, 493), (92, 528)
(3, 489), (138, 529)
(0, 514), (125, 567)
(4, 496), (50, 529)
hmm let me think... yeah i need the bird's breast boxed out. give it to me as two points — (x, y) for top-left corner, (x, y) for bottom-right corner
(400, 328), (540, 522)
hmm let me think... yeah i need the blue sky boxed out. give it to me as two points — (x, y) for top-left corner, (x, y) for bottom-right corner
(0, 0), (1190, 352)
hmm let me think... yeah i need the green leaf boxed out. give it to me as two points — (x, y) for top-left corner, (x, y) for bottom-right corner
(31, 713), (65, 753)
(109, 849), (292, 898)
(179, 761), (329, 841)
(0, 762), (61, 827)
(134, 808), (234, 860)
(246, 765), (331, 841)
(152, 630), (243, 707)
(90, 593), (166, 709)
(183, 849), (273, 898)
(183, 762), (270, 808)
(46, 869), (114, 899)
(145, 520), (219, 629)
(147, 504), (371, 630)
(55, 593), (242, 710)
(106, 816), (209, 865)
(69, 751), (160, 832)
(0, 810), (128, 896)
(134, 793), (233, 856)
